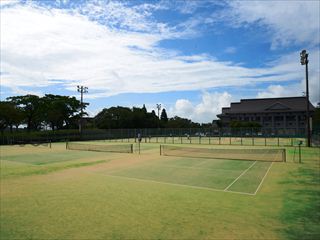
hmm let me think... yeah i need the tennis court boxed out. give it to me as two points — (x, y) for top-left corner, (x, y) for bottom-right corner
(95, 144), (281, 195)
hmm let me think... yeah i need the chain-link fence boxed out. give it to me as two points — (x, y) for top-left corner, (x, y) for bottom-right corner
(1, 127), (319, 147)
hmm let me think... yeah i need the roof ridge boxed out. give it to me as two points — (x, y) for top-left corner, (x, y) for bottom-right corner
(241, 96), (305, 101)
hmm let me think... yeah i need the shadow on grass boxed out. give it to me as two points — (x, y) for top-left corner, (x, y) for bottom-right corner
(1, 160), (108, 179)
(279, 165), (320, 239)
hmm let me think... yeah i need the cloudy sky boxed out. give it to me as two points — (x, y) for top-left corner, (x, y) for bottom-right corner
(1, 0), (319, 123)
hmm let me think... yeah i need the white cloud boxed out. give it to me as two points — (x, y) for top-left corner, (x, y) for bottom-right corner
(1, 1), (319, 107)
(169, 92), (232, 122)
(0, 0), (21, 8)
(226, 1), (320, 48)
(257, 84), (301, 99)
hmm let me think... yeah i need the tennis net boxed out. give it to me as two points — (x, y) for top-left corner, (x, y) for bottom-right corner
(66, 142), (133, 153)
(160, 145), (286, 162)
(18, 140), (51, 148)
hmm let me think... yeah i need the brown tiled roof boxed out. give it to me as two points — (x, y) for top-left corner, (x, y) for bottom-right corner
(221, 97), (315, 114)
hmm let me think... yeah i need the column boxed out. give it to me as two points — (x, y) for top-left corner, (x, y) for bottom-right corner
(272, 115), (275, 132)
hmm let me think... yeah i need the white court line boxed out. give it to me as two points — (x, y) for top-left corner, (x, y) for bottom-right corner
(94, 172), (255, 196)
(253, 162), (274, 195)
(224, 161), (257, 191)
(157, 164), (241, 173)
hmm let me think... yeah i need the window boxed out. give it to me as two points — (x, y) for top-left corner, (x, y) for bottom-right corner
(286, 115), (296, 121)
(274, 116), (283, 121)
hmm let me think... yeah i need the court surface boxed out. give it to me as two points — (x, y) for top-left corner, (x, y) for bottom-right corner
(1, 142), (319, 240)
(96, 154), (274, 195)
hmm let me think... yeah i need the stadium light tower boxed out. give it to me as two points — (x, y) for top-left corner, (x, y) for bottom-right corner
(77, 85), (88, 134)
(156, 103), (161, 119)
(300, 50), (311, 147)
(156, 103), (161, 128)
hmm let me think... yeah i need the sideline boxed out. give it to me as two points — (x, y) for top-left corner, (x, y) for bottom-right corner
(224, 161), (257, 191)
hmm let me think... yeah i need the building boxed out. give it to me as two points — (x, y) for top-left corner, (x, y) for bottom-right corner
(217, 97), (315, 134)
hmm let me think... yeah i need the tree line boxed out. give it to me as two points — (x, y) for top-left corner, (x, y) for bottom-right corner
(0, 94), (85, 132)
(1, 94), (208, 132)
(94, 105), (204, 129)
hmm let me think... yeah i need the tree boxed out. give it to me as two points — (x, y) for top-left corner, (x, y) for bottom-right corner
(167, 116), (194, 128)
(42, 95), (84, 130)
(95, 105), (160, 129)
(7, 95), (43, 130)
(0, 101), (24, 132)
(95, 106), (133, 129)
(160, 108), (168, 124)
(6, 94), (85, 131)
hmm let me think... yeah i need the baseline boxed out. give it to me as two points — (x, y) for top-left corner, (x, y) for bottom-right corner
(94, 172), (255, 196)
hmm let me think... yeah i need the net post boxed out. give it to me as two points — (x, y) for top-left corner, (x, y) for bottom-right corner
(160, 145), (162, 155)
(49, 140), (52, 149)
(131, 144), (133, 153)
(299, 144), (302, 163)
(66, 139), (68, 150)
(283, 149), (286, 162)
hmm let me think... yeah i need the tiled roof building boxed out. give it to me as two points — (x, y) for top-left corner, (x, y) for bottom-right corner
(217, 97), (315, 134)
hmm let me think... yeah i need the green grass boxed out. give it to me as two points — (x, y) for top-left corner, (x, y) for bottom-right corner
(0, 142), (319, 239)
(102, 157), (268, 194)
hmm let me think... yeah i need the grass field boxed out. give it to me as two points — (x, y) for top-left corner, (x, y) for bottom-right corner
(0, 141), (319, 239)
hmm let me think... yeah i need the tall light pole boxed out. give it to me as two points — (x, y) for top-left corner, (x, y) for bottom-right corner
(156, 103), (161, 128)
(77, 85), (88, 134)
(156, 104), (161, 119)
(300, 50), (311, 147)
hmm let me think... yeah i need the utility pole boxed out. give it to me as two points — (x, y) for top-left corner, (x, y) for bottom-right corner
(156, 104), (161, 120)
(300, 50), (311, 147)
(77, 85), (88, 134)
(156, 103), (161, 128)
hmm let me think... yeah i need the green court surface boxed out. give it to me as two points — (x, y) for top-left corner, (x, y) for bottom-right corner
(0, 142), (319, 239)
(100, 156), (273, 195)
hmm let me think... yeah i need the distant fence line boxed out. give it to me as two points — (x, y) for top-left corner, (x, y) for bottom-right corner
(1, 127), (319, 147)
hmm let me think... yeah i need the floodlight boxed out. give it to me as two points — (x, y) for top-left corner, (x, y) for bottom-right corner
(300, 50), (308, 65)
(299, 49), (311, 147)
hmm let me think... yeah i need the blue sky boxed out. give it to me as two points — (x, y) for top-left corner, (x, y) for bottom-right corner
(1, 0), (319, 123)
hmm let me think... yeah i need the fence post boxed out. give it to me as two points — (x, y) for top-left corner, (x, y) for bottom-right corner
(298, 144), (301, 163)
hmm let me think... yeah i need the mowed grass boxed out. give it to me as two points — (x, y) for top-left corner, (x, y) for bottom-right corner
(0, 142), (319, 239)
(101, 156), (272, 194)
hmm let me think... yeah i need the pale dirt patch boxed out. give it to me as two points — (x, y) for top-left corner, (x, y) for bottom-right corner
(0, 147), (162, 197)
(0, 143), (66, 157)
